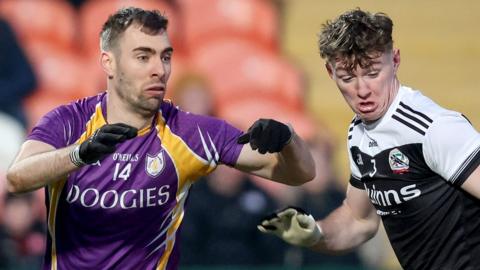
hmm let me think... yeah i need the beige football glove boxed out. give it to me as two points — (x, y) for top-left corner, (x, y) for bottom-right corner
(257, 207), (323, 247)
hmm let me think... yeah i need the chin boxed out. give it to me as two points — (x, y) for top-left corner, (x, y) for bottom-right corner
(137, 99), (161, 113)
(358, 112), (380, 123)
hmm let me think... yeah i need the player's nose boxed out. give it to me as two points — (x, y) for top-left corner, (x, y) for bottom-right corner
(151, 58), (166, 79)
(356, 79), (372, 99)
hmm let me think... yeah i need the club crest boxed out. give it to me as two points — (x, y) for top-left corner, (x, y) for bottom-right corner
(145, 151), (165, 178)
(388, 148), (409, 174)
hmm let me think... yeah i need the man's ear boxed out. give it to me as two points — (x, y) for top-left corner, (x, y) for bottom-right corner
(101, 51), (115, 79)
(392, 48), (401, 73)
(325, 62), (334, 79)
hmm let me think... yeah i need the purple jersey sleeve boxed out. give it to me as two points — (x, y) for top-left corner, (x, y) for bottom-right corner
(27, 95), (102, 148)
(207, 118), (244, 166)
(27, 105), (73, 149)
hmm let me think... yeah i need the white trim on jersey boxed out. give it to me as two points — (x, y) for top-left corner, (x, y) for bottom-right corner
(197, 125), (220, 167)
(146, 211), (174, 250)
(451, 146), (480, 184)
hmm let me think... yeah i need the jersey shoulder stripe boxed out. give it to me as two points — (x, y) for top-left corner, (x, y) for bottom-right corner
(392, 114), (426, 135)
(395, 108), (429, 129)
(399, 101), (433, 123)
(391, 101), (434, 136)
(348, 117), (362, 140)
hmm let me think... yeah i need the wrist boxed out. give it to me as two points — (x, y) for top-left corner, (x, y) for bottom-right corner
(69, 145), (87, 167)
(284, 124), (295, 146)
(307, 223), (324, 247)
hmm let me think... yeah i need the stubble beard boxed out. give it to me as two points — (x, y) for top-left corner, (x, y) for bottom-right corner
(116, 74), (162, 118)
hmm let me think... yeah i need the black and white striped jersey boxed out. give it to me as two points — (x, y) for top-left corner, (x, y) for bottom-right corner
(348, 85), (480, 270)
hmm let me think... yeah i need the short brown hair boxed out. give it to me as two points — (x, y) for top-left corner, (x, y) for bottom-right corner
(100, 7), (168, 51)
(318, 8), (393, 71)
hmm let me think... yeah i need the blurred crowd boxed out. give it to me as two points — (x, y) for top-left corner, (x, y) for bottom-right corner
(0, 0), (397, 269)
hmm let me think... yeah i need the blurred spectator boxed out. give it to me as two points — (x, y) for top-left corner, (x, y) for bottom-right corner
(0, 112), (25, 172)
(0, 17), (36, 128)
(294, 134), (365, 267)
(169, 71), (216, 116)
(0, 193), (45, 270)
(180, 166), (285, 266)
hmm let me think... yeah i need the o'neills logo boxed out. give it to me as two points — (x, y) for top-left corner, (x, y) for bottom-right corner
(389, 148), (409, 174)
(146, 151), (165, 178)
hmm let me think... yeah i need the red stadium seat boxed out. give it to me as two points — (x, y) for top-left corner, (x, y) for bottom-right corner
(23, 41), (95, 101)
(217, 98), (316, 141)
(23, 90), (74, 131)
(83, 57), (108, 95)
(191, 37), (305, 111)
(0, 0), (77, 49)
(79, 0), (182, 56)
(178, 0), (279, 52)
(163, 52), (190, 100)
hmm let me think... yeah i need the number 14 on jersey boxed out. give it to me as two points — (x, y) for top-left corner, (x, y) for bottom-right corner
(113, 163), (132, 181)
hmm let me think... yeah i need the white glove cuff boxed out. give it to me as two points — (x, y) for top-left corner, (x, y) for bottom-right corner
(306, 222), (324, 247)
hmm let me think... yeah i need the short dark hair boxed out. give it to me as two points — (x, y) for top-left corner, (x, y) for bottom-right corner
(100, 7), (169, 51)
(318, 8), (393, 71)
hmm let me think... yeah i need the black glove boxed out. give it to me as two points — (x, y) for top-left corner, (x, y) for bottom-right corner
(70, 123), (138, 166)
(237, 119), (293, 154)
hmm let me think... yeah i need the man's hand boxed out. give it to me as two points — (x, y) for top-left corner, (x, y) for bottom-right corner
(237, 119), (293, 154)
(70, 123), (138, 166)
(258, 206), (322, 247)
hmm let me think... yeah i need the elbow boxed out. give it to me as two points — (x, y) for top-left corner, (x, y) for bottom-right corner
(303, 153), (317, 183)
(305, 166), (317, 183)
(297, 159), (317, 185)
(366, 220), (380, 241)
(6, 167), (27, 194)
(366, 230), (377, 242)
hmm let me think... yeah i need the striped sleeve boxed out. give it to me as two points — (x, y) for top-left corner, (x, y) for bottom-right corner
(423, 113), (480, 186)
(349, 174), (364, 189)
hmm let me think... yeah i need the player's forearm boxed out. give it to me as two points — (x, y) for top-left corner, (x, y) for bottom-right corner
(275, 132), (316, 185)
(311, 203), (379, 253)
(6, 145), (78, 193)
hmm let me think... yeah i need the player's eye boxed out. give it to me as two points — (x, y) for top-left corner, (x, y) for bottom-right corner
(367, 72), (379, 78)
(137, 55), (149, 62)
(341, 76), (353, 83)
(161, 54), (171, 63)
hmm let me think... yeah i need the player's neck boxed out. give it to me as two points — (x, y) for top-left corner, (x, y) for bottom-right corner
(387, 78), (401, 108)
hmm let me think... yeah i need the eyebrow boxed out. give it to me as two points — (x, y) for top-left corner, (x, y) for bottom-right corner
(335, 61), (383, 73)
(132, 47), (174, 54)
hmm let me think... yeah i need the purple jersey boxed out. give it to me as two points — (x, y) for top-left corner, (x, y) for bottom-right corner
(28, 92), (244, 270)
